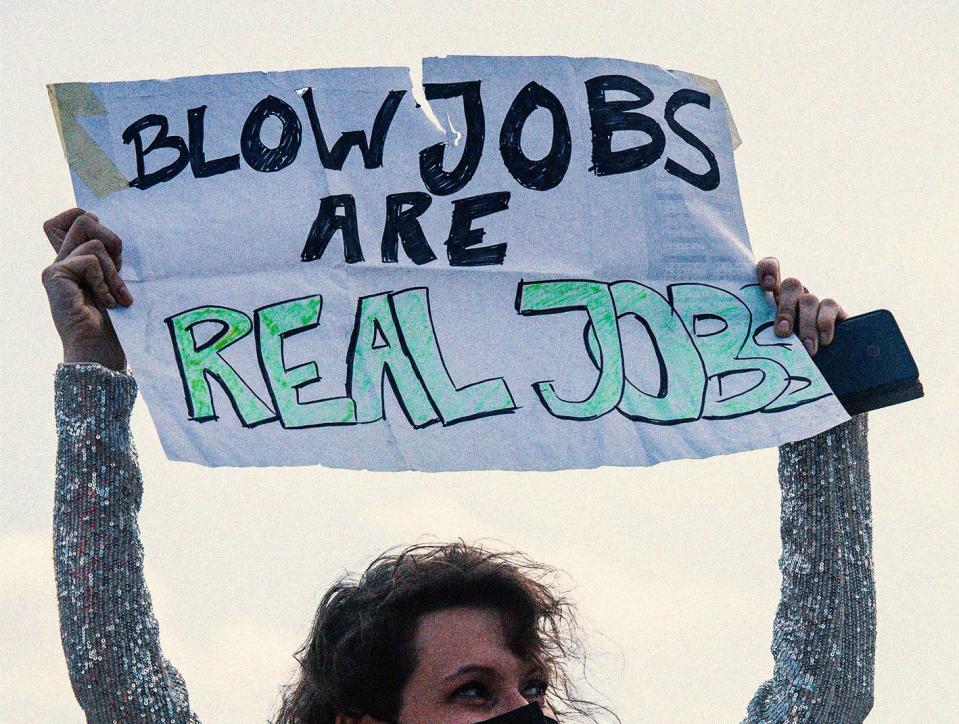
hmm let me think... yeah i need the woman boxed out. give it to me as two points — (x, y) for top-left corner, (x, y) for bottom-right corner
(42, 207), (875, 723)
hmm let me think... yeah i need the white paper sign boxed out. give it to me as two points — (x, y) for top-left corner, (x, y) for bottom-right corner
(49, 56), (848, 470)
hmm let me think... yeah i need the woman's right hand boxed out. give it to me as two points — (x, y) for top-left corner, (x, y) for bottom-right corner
(41, 208), (133, 371)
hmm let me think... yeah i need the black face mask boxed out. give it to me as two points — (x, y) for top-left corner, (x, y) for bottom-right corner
(475, 702), (558, 723)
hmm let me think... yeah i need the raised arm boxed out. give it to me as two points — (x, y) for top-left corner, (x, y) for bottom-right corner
(54, 364), (197, 722)
(746, 415), (875, 723)
(744, 259), (876, 723)
(43, 209), (197, 722)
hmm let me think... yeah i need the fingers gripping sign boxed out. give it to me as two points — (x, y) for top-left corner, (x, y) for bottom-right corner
(755, 256), (847, 357)
(41, 210), (133, 371)
(816, 298), (848, 347)
(797, 291), (821, 355)
(42, 207), (93, 253)
(756, 256), (781, 296)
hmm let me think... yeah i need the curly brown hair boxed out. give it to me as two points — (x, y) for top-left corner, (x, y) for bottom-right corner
(273, 541), (609, 723)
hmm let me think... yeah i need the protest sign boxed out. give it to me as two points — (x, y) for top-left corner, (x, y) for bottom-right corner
(48, 55), (849, 470)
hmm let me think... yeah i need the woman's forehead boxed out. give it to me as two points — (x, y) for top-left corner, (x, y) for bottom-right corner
(412, 606), (535, 678)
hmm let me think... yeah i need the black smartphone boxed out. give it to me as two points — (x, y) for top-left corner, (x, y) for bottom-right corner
(813, 309), (923, 415)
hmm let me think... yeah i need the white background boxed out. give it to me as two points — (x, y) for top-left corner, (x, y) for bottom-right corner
(2, 2), (956, 721)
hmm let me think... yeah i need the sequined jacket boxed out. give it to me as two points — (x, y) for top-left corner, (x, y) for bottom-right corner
(53, 364), (875, 723)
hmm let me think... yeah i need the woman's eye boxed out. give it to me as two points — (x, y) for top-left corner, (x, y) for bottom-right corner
(453, 681), (491, 701)
(522, 680), (549, 700)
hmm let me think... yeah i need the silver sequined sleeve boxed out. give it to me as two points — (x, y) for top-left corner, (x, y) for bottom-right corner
(745, 413), (876, 723)
(54, 363), (198, 723)
(53, 364), (875, 723)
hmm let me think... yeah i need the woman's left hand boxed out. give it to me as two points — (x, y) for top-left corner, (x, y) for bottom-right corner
(756, 257), (847, 356)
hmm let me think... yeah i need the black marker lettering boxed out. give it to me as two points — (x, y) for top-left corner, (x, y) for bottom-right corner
(664, 88), (720, 191)
(240, 95), (302, 173)
(299, 87), (405, 170)
(499, 81), (571, 191)
(381, 192), (436, 265)
(419, 81), (485, 195)
(122, 114), (189, 190)
(445, 192), (510, 266)
(584, 75), (665, 176)
(187, 105), (240, 179)
(301, 194), (363, 263)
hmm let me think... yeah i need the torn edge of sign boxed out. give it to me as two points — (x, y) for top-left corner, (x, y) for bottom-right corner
(47, 83), (129, 199)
